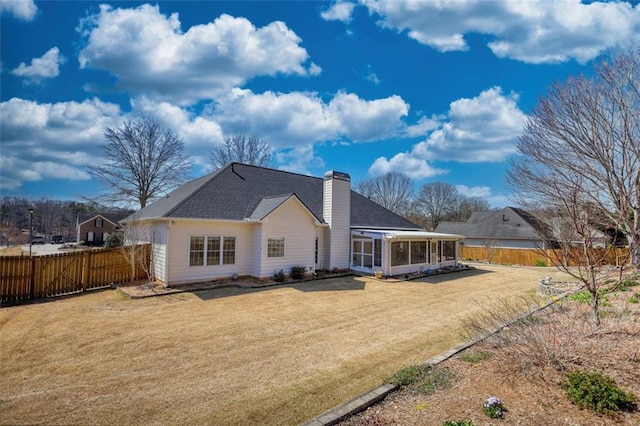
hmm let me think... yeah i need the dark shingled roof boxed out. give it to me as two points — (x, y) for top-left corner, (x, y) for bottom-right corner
(435, 207), (548, 240)
(79, 211), (131, 226)
(127, 163), (420, 230)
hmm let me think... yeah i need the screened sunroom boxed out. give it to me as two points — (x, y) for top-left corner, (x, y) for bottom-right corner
(350, 229), (464, 277)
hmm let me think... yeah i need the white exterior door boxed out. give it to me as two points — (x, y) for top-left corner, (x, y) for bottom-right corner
(431, 241), (438, 265)
(352, 238), (373, 270)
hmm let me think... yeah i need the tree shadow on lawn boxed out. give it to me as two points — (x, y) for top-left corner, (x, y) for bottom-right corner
(194, 276), (366, 301)
(410, 267), (493, 285)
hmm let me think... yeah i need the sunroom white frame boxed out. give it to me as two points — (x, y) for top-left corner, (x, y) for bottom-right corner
(350, 229), (464, 277)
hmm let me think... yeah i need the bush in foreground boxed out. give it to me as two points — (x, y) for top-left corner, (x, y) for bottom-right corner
(562, 369), (636, 415)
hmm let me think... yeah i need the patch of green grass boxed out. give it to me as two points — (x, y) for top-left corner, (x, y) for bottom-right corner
(568, 290), (610, 306)
(618, 279), (639, 291)
(388, 364), (456, 395)
(629, 293), (640, 304)
(458, 350), (492, 364)
(388, 364), (433, 386)
(562, 369), (636, 415)
(533, 258), (547, 267)
(443, 420), (474, 426)
(416, 366), (456, 395)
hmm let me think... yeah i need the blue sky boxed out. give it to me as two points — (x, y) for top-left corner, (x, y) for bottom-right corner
(2, 0), (639, 208)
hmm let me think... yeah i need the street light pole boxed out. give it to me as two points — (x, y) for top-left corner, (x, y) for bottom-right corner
(29, 207), (34, 257)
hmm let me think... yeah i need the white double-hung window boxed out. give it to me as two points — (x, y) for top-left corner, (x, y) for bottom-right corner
(189, 236), (236, 266)
(267, 237), (285, 258)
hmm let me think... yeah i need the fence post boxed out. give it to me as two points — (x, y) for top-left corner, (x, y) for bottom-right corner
(29, 256), (36, 299)
(82, 251), (90, 291)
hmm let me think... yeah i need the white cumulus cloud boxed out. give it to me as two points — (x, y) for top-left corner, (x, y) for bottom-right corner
(0, 98), (121, 189)
(455, 184), (491, 198)
(369, 153), (448, 180)
(210, 88), (409, 146)
(77, 4), (321, 105)
(369, 86), (526, 180)
(0, 85), (412, 191)
(12, 47), (65, 84)
(0, 0), (37, 20)
(361, 0), (640, 63)
(321, 1), (356, 22)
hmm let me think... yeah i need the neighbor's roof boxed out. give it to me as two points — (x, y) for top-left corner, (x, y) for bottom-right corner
(125, 163), (420, 230)
(435, 207), (548, 240)
(78, 211), (131, 226)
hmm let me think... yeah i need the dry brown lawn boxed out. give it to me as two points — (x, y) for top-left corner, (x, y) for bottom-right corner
(343, 277), (640, 426)
(0, 245), (25, 256)
(0, 264), (570, 425)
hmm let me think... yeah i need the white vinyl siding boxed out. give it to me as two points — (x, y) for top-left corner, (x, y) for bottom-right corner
(151, 223), (168, 283)
(259, 197), (316, 278)
(249, 224), (262, 278)
(167, 221), (252, 284)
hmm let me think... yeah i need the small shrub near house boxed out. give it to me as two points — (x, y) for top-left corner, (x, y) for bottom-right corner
(290, 265), (306, 280)
(272, 269), (286, 282)
(562, 369), (636, 415)
(533, 258), (547, 267)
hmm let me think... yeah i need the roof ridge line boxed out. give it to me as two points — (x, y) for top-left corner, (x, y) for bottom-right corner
(231, 162), (323, 182)
(165, 165), (228, 217)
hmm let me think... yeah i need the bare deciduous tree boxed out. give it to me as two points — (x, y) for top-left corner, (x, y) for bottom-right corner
(89, 117), (192, 209)
(355, 172), (414, 215)
(119, 214), (156, 284)
(450, 196), (492, 222)
(507, 48), (640, 265)
(543, 181), (621, 330)
(211, 134), (272, 169)
(414, 182), (459, 230)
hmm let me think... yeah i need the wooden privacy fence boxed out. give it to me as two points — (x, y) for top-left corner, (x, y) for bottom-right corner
(460, 245), (630, 267)
(0, 244), (151, 304)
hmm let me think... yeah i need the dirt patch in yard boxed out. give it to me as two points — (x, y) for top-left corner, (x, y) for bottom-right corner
(1, 264), (577, 425)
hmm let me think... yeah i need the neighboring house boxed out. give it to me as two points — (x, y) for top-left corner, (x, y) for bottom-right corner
(436, 207), (553, 250)
(77, 212), (129, 246)
(122, 163), (463, 285)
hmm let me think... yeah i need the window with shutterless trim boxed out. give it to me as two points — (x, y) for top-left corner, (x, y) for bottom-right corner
(189, 236), (236, 266)
(189, 236), (205, 266)
(267, 237), (285, 258)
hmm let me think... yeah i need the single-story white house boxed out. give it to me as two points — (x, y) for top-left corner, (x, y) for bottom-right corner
(122, 163), (463, 285)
